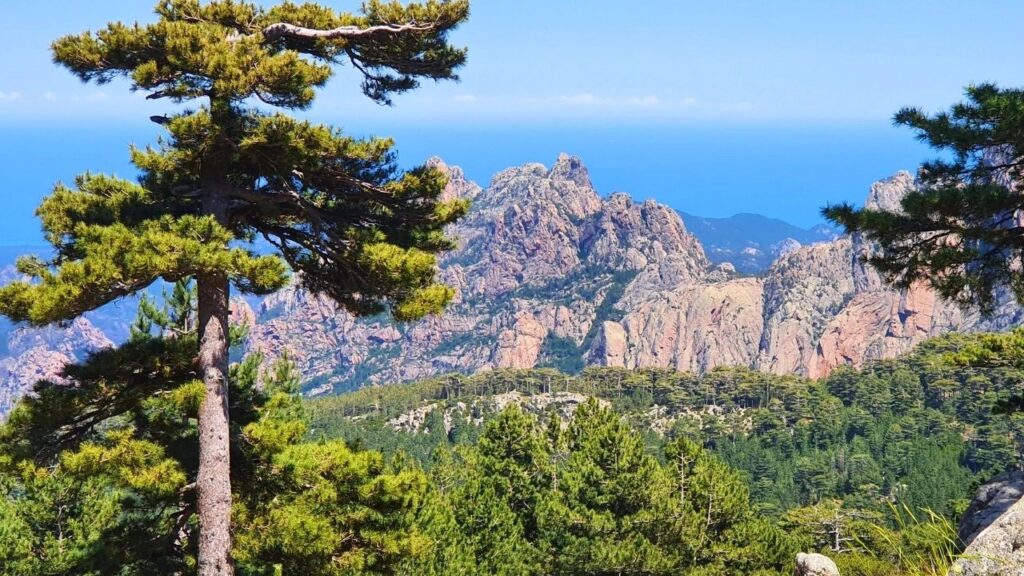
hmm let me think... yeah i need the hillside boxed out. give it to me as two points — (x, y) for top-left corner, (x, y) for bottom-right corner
(296, 329), (1024, 574)
(3, 155), (1024, 411)
(309, 328), (1024, 522)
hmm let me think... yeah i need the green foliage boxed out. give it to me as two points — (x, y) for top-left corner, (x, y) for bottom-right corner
(537, 335), (586, 374)
(52, 0), (469, 106)
(9, 322), (1011, 574)
(833, 504), (959, 576)
(304, 329), (1024, 574)
(0, 286), (433, 575)
(0, 348), (434, 575)
(825, 83), (1024, 311)
(398, 403), (796, 575)
(2, 0), (472, 329)
(0, 212), (288, 325)
(1, 3), (471, 571)
(235, 442), (430, 575)
(130, 280), (198, 342)
(541, 400), (677, 574)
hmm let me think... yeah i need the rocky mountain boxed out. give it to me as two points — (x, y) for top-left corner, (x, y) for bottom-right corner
(243, 154), (712, 394)
(950, 471), (1024, 575)
(2, 154), (1023, 405)
(0, 262), (124, 416)
(0, 314), (111, 416)
(678, 211), (837, 274)
(242, 157), (1023, 394)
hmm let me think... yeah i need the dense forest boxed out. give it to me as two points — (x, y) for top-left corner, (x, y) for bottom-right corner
(311, 331), (1024, 514)
(303, 329), (1024, 574)
(8, 281), (1022, 573)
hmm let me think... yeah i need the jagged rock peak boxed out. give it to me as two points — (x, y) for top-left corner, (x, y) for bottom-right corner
(425, 156), (482, 203)
(582, 190), (709, 278)
(482, 155), (604, 220)
(864, 170), (914, 212)
(548, 152), (593, 188)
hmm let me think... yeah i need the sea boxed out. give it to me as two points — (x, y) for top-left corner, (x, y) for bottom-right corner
(0, 119), (933, 246)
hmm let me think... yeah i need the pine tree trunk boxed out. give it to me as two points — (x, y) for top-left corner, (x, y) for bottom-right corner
(196, 121), (234, 575)
(197, 267), (233, 576)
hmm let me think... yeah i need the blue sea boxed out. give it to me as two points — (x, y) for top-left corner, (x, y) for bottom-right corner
(0, 119), (932, 246)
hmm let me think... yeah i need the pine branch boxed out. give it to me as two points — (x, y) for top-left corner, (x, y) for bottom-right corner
(239, 21), (437, 43)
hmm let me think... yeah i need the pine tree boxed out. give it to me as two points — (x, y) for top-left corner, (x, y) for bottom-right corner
(475, 407), (552, 539)
(0, 2), (469, 573)
(1, 286), (434, 574)
(540, 399), (677, 575)
(434, 410), (548, 575)
(824, 84), (1024, 311)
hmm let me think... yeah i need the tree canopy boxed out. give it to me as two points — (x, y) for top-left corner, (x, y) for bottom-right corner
(825, 83), (1024, 311)
(0, 2), (471, 573)
(2, 0), (472, 325)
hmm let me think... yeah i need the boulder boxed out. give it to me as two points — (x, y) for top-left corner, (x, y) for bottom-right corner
(794, 552), (840, 576)
(949, 471), (1024, 575)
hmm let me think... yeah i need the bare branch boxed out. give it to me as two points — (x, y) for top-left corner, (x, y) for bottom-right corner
(239, 21), (436, 44)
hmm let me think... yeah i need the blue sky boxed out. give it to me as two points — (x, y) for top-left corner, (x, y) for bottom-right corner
(5, 1), (1024, 123)
(1, 1), (1023, 242)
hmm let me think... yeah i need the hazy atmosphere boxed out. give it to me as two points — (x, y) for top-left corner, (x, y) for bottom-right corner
(4, 2), (1024, 575)
(3, 1), (1022, 242)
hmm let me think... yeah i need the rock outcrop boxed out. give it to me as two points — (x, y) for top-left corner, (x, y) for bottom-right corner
(0, 316), (112, 416)
(949, 472), (1024, 575)
(600, 278), (765, 373)
(795, 552), (841, 576)
(3, 155), (1024, 408)
(232, 156), (1023, 395)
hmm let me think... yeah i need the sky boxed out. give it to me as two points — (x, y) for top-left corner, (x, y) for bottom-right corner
(2, 1), (1023, 243)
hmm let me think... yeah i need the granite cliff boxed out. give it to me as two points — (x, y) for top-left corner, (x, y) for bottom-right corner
(2, 155), (1022, 404)
(0, 314), (111, 415)
(241, 156), (1024, 394)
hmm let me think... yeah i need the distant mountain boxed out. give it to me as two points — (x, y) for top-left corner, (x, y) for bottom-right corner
(0, 247), (132, 415)
(2, 158), (1023, 413)
(678, 212), (838, 274)
(235, 161), (1023, 394)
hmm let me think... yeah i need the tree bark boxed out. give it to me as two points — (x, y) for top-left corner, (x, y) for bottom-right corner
(254, 21), (434, 43)
(196, 115), (234, 575)
(196, 267), (232, 576)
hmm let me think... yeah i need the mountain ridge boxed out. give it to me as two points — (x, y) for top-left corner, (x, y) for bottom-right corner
(240, 156), (1024, 393)
(1, 156), (1022, 410)
(678, 211), (838, 274)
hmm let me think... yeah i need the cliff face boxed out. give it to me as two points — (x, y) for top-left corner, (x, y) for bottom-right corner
(0, 315), (112, 416)
(2, 156), (1021, 407)
(241, 158), (1023, 394)
(244, 154), (714, 393)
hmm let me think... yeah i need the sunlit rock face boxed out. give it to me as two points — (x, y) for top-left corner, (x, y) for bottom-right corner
(242, 154), (716, 393)
(951, 471), (1024, 576)
(235, 157), (1023, 394)
(3, 156), (1024, 409)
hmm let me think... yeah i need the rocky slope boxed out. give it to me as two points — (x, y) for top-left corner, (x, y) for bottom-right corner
(2, 155), (1023, 405)
(245, 154), (713, 393)
(950, 471), (1024, 575)
(0, 314), (111, 416)
(242, 157), (1023, 394)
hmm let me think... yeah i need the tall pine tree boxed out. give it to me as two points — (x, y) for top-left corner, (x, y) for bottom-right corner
(0, 2), (469, 574)
(825, 84), (1024, 311)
